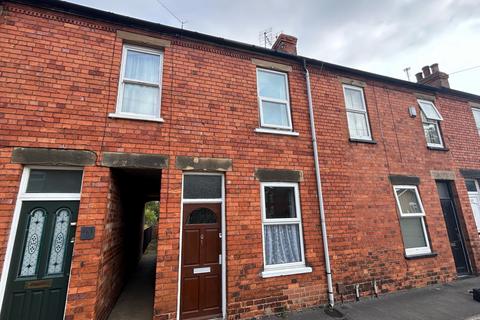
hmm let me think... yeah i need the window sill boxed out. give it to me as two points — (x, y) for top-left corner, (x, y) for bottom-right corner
(261, 266), (312, 278)
(254, 128), (299, 136)
(427, 146), (449, 152)
(349, 138), (377, 144)
(405, 252), (438, 260)
(108, 113), (164, 123)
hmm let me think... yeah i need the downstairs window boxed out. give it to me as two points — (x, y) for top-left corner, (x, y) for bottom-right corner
(393, 185), (432, 256)
(260, 182), (311, 277)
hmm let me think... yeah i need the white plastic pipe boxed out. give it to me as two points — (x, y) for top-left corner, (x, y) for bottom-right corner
(303, 59), (334, 308)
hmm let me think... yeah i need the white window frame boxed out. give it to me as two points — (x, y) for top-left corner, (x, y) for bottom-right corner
(466, 179), (480, 232)
(256, 68), (293, 131)
(418, 99), (444, 148)
(112, 44), (164, 122)
(472, 108), (480, 136)
(342, 84), (372, 141)
(260, 182), (311, 278)
(393, 185), (432, 256)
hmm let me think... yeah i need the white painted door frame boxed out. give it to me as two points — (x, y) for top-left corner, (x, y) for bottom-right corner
(467, 180), (480, 233)
(176, 172), (226, 320)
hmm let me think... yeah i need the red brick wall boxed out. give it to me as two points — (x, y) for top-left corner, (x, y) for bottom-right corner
(436, 95), (480, 270)
(308, 68), (480, 299)
(0, 4), (326, 319)
(0, 150), (22, 269)
(94, 170), (128, 320)
(66, 166), (110, 319)
(1, 2), (480, 320)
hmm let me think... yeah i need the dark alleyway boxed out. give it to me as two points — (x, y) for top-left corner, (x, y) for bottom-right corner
(107, 241), (156, 320)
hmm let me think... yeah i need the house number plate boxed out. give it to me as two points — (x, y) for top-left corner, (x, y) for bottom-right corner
(193, 267), (211, 274)
(25, 279), (53, 289)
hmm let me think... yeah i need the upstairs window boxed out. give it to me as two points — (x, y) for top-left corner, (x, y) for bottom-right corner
(115, 45), (163, 120)
(393, 185), (431, 256)
(256, 69), (292, 130)
(418, 99), (444, 148)
(342, 85), (372, 141)
(472, 108), (480, 136)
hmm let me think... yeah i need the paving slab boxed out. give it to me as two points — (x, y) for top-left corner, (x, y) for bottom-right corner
(107, 243), (156, 320)
(265, 277), (480, 320)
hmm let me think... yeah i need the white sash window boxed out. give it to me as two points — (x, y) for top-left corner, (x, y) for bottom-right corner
(393, 185), (431, 256)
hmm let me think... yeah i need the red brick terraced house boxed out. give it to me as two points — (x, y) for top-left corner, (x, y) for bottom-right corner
(1, 1), (480, 319)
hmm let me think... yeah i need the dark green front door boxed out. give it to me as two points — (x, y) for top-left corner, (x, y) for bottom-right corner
(1, 201), (78, 320)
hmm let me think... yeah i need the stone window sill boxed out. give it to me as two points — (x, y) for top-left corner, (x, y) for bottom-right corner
(405, 252), (438, 260)
(261, 266), (312, 278)
(349, 138), (377, 144)
(108, 113), (164, 123)
(254, 128), (299, 136)
(427, 146), (449, 152)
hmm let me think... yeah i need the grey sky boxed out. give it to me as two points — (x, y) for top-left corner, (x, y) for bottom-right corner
(66, 0), (480, 95)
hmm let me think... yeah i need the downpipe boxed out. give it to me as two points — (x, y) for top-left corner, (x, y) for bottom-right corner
(302, 59), (335, 308)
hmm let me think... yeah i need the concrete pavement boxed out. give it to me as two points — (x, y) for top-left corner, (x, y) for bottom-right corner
(107, 242), (156, 320)
(266, 277), (480, 320)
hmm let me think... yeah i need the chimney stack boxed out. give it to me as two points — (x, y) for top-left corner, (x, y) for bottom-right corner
(272, 33), (298, 55)
(415, 63), (450, 88)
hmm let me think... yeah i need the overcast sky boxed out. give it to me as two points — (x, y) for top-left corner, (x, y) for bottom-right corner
(66, 0), (480, 95)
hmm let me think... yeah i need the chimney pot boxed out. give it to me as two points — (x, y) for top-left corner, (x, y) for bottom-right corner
(272, 33), (298, 55)
(422, 66), (431, 77)
(416, 64), (450, 88)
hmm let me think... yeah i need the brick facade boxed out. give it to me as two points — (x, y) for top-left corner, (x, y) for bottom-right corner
(0, 1), (479, 319)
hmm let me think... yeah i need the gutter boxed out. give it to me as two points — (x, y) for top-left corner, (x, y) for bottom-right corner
(303, 59), (334, 308)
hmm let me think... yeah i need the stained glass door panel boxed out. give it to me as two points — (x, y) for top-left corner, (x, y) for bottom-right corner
(1, 201), (79, 320)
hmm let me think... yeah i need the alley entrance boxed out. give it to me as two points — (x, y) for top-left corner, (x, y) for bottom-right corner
(104, 169), (161, 320)
(107, 240), (157, 320)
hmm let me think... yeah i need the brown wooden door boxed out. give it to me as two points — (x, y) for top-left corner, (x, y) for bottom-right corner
(181, 203), (221, 319)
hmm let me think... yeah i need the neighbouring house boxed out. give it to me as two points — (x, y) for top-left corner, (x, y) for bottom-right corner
(1, 1), (480, 319)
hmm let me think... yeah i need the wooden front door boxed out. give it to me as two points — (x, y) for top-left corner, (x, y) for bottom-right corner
(180, 203), (221, 319)
(1, 201), (78, 320)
